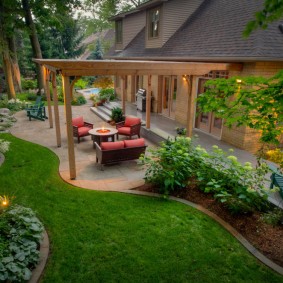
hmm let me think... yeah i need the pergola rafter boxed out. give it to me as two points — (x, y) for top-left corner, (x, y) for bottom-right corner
(33, 59), (242, 179)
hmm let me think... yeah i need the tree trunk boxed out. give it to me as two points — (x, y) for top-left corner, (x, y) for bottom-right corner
(21, 0), (44, 94)
(0, 1), (16, 98)
(8, 36), (22, 92)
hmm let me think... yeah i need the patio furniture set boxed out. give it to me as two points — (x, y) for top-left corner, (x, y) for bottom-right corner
(71, 116), (147, 170)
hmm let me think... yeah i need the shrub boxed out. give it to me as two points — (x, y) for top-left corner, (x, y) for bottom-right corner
(140, 137), (273, 213)
(0, 95), (27, 112)
(21, 79), (37, 90)
(176, 127), (187, 136)
(140, 137), (195, 195)
(0, 205), (44, 282)
(0, 139), (10, 153)
(26, 93), (38, 101)
(111, 107), (124, 123)
(260, 207), (283, 226)
(98, 88), (115, 102)
(74, 78), (88, 90)
(265, 148), (283, 169)
(71, 95), (87, 106)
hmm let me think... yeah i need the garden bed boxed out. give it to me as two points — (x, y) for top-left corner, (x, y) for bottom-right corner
(135, 183), (283, 268)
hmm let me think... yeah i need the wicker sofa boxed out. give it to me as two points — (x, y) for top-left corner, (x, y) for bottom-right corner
(95, 138), (147, 170)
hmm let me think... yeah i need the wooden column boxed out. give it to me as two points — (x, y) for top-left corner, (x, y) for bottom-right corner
(186, 75), (194, 137)
(62, 75), (76, 179)
(146, 75), (152, 129)
(43, 66), (53, 128)
(122, 76), (126, 115)
(52, 72), (61, 147)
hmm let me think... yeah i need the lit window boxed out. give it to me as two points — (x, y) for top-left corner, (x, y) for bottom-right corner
(149, 7), (160, 38)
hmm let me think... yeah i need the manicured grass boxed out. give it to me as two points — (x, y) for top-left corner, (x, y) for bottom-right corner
(0, 133), (283, 283)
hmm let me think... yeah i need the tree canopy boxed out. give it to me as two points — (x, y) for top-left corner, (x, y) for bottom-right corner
(197, 71), (283, 145)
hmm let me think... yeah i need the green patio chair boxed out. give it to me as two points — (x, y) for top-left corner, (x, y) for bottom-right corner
(25, 96), (42, 110)
(26, 102), (48, 121)
(269, 164), (283, 199)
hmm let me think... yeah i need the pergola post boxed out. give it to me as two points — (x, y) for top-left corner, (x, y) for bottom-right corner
(62, 75), (76, 179)
(146, 75), (152, 129)
(186, 75), (194, 137)
(51, 72), (61, 147)
(43, 66), (53, 128)
(122, 76), (126, 115)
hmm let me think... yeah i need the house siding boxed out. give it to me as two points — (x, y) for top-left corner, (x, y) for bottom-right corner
(145, 5), (163, 48)
(123, 11), (146, 49)
(163, 0), (203, 45)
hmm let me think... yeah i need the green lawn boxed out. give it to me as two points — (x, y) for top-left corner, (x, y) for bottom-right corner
(0, 133), (283, 283)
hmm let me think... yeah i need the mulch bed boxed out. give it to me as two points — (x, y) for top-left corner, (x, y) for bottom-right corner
(134, 183), (283, 268)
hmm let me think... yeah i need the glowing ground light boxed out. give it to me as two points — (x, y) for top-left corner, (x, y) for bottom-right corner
(0, 195), (9, 207)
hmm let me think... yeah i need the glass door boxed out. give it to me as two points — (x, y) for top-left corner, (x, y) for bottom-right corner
(162, 76), (177, 119)
(195, 78), (223, 137)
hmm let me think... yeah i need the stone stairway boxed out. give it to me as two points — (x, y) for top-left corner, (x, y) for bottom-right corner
(90, 101), (122, 122)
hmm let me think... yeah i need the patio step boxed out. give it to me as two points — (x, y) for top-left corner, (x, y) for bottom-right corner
(90, 107), (111, 122)
(97, 105), (112, 117)
(103, 101), (122, 111)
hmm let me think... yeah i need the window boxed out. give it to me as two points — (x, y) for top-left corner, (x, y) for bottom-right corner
(148, 7), (160, 38)
(115, 20), (122, 43)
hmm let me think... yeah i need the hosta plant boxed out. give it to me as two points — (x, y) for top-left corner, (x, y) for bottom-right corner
(0, 205), (44, 282)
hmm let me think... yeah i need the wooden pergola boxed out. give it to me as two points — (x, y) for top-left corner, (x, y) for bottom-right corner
(33, 59), (242, 180)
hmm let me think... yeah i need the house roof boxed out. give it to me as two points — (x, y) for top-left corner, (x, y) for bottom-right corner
(107, 0), (283, 62)
(79, 29), (114, 60)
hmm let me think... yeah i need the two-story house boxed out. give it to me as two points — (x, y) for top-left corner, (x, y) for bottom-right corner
(106, 0), (283, 153)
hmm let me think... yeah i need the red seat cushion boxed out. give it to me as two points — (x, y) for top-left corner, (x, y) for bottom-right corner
(124, 117), (141, 127)
(101, 141), (124, 150)
(118, 127), (131, 135)
(72, 116), (84, 127)
(124, 138), (145, 148)
(78, 127), (91, 136)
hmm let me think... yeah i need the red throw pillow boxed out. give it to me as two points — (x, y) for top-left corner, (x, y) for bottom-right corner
(124, 138), (145, 148)
(72, 116), (84, 127)
(101, 141), (124, 150)
(124, 116), (141, 127)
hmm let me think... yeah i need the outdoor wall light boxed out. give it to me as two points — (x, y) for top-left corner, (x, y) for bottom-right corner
(183, 75), (189, 82)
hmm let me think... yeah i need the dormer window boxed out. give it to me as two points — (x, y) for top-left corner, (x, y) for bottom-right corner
(148, 7), (160, 38)
(116, 20), (123, 43)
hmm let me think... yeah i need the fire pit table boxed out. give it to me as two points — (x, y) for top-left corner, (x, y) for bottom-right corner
(88, 127), (118, 148)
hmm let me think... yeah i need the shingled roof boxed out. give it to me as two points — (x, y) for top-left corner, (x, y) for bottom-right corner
(107, 0), (283, 62)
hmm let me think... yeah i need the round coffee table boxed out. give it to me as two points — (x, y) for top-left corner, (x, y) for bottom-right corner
(89, 127), (118, 148)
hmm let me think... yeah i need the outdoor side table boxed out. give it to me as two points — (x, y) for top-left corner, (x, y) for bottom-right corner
(88, 128), (118, 148)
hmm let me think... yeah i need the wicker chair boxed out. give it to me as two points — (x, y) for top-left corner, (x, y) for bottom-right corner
(116, 116), (141, 140)
(72, 116), (93, 143)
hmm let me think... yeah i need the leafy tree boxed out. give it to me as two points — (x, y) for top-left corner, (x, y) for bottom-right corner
(88, 38), (103, 59)
(197, 71), (283, 145)
(244, 0), (283, 36)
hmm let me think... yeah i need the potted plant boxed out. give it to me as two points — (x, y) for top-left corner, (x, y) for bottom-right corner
(176, 127), (187, 136)
(111, 107), (124, 125)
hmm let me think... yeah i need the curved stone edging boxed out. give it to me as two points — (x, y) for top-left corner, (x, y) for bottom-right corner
(29, 230), (50, 283)
(123, 189), (283, 276)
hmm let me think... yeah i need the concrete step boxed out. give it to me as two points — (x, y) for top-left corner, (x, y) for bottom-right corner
(97, 105), (112, 117)
(103, 101), (122, 111)
(90, 107), (111, 122)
